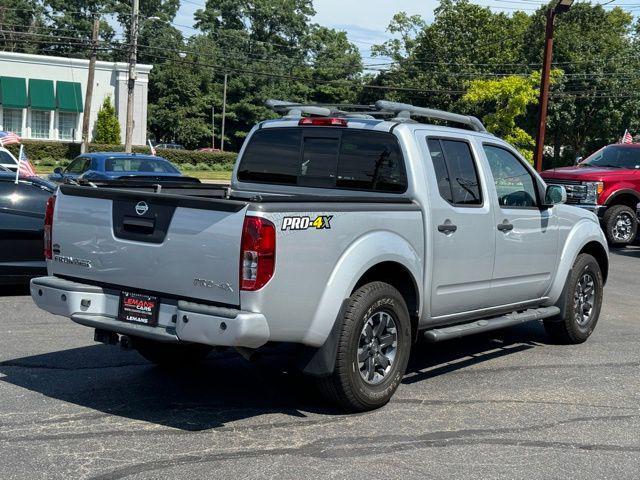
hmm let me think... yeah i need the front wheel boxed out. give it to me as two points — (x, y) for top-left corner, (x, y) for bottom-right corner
(603, 204), (637, 246)
(544, 253), (603, 344)
(317, 282), (412, 412)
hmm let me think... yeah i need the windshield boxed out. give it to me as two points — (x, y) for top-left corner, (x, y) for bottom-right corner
(581, 146), (640, 169)
(0, 150), (18, 165)
(105, 157), (179, 173)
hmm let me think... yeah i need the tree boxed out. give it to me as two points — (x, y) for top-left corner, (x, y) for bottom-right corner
(368, 1), (531, 109)
(93, 96), (121, 144)
(522, 3), (640, 164)
(304, 25), (363, 104)
(462, 71), (562, 163)
(0, 0), (46, 54)
(41, 0), (116, 57)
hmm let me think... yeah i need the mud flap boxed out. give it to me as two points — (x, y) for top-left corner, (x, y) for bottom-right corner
(297, 299), (350, 377)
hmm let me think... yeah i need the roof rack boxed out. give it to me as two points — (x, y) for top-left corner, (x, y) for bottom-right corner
(374, 100), (486, 132)
(265, 99), (376, 119)
(265, 99), (487, 132)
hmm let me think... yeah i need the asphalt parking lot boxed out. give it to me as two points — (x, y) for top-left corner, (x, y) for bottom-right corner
(1, 249), (639, 479)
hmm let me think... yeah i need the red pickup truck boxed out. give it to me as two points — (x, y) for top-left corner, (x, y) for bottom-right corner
(541, 143), (640, 246)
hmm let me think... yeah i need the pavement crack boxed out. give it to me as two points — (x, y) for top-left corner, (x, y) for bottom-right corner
(87, 413), (640, 480)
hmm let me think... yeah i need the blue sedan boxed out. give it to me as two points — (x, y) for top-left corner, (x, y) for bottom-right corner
(49, 152), (184, 183)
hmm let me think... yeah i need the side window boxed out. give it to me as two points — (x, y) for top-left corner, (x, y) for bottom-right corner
(65, 158), (85, 174)
(483, 145), (538, 208)
(427, 138), (453, 203)
(427, 138), (482, 206)
(0, 150), (17, 166)
(80, 158), (91, 173)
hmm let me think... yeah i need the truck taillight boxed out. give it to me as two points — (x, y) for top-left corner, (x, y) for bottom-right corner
(240, 216), (276, 291)
(44, 195), (56, 260)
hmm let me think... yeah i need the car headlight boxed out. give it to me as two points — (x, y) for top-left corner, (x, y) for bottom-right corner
(584, 181), (604, 204)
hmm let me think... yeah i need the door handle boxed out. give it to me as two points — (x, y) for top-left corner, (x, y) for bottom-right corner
(497, 220), (514, 232)
(437, 221), (457, 234)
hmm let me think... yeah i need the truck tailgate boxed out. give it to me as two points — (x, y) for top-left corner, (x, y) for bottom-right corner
(51, 185), (248, 306)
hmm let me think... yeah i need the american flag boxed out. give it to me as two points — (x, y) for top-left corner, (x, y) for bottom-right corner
(148, 139), (156, 156)
(0, 131), (20, 146)
(622, 129), (633, 144)
(15, 145), (36, 181)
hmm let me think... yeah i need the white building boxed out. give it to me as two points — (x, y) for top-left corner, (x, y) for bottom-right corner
(0, 51), (152, 145)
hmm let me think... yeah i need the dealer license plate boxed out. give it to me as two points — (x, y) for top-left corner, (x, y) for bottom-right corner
(118, 291), (159, 326)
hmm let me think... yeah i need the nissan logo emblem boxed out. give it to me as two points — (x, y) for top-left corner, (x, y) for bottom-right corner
(135, 201), (149, 216)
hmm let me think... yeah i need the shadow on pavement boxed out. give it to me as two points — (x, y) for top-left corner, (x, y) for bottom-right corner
(404, 321), (546, 384)
(0, 322), (547, 430)
(0, 283), (30, 297)
(608, 245), (640, 258)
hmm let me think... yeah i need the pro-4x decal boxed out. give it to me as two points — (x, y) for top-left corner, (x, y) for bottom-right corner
(282, 215), (333, 231)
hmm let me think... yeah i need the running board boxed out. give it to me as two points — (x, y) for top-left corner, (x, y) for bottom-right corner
(422, 306), (560, 342)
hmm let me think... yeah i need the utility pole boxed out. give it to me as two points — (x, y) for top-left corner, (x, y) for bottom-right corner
(124, 0), (139, 153)
(81, 15), (99, 154)
(221, 73), (227, 151)
(211, 105), (215, 149)
(534, 0), (574, 171)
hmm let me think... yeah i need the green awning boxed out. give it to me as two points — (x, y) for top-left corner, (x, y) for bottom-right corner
(0, 76), (27, 108)
(56, 81), (83, 113)
(29, 79), (55, 110)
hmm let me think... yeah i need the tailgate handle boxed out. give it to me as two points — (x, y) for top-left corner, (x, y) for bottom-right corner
(122, 216), (155, 234)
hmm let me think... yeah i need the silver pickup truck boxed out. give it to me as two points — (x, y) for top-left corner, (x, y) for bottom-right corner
(31, 100), (608, 411)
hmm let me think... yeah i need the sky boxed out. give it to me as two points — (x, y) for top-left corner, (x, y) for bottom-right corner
(173, 0), (635, 60)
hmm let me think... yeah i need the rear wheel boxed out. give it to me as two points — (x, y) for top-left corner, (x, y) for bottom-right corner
(544, 253), (603, 344)
(603, 204), (637, 246)
(134, 337), (212, 367)
(317, 282), (411, 412)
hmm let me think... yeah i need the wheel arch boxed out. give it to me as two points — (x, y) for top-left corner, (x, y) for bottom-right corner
(579, 240), (609, 285)
(352, 261), (420, 342)
(604, 189), (640, 209)
(543, 218), (609, 306)
(298, 230), (422, 377)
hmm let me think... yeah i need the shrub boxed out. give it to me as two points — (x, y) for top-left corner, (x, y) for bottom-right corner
(195, 162), (212, 171)
(94, 97), (121, 144)
(6, 140), (238, 168)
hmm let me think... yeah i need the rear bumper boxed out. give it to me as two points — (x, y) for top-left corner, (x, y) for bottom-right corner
(30, 276), (270, 348)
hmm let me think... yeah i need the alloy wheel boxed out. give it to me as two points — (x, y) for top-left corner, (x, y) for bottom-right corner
(574, 272), (596, 326)
(612, 212), (634, 242)
(357, 311), (398, 385)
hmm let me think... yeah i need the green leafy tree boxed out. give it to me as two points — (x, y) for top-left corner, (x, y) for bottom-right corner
(522, 3), (640, 164)
(0, 0), (47, 53)
(368, 0), (531, 109)
(41, 0), (116, 56)
(463, 71), (562, 163)
(93, 96), (121, 144)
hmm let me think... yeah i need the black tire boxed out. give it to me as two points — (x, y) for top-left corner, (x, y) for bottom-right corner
(134, 337), (212, 367)
(544, 253), (603, 344)
(602, 204), (637, 246)
(317, 282), (412, 412)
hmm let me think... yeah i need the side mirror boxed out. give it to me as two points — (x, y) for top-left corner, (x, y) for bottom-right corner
(544, 184), (567, 206)
(53, 167), (63, 175)
(574, 156), (583, 165)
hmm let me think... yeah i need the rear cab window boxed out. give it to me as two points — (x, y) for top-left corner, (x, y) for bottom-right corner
(237, 127), (407, 193)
